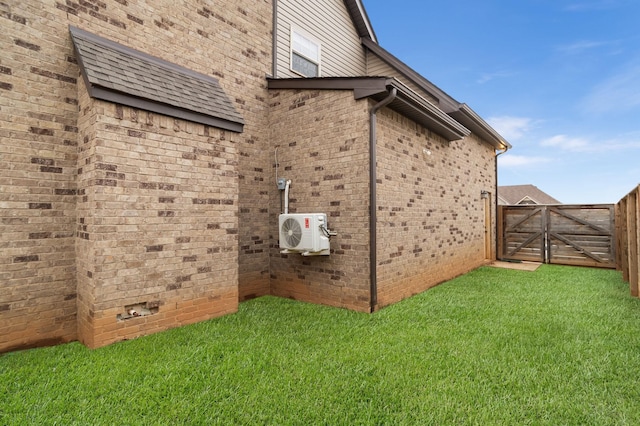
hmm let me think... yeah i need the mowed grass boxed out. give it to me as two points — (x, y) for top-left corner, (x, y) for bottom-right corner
(2, 265), (640, 425)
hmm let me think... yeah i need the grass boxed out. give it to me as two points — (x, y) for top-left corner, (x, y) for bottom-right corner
(2, 265), (640, 425)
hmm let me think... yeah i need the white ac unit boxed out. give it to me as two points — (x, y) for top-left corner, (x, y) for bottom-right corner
(279, 213), (331, 256)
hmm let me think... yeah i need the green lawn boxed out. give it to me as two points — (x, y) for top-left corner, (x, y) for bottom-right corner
(2, 265), (640, 425)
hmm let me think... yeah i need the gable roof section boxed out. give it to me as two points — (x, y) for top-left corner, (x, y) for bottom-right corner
(343, 0), (377, 42)
(361, 38), (454, 110)
(498, 185), (562, 205)
(267, 76), (469, 141)
(69, 26), (244, 133)
(360, 38), (511, 150)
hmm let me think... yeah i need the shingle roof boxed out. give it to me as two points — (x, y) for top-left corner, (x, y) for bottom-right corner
(69, 26), (244, 132)
(498, 185), (562, 205)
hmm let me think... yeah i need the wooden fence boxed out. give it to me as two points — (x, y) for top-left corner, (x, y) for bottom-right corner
(498, 204), (616, 268)
(616, 185), (640, 296)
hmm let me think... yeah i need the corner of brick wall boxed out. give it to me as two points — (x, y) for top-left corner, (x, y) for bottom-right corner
(0, 2), (81, 353)
(74, 90), (242, 348)
(267, 89), (372, 312)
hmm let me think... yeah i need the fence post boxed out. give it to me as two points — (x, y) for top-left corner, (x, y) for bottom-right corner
(618, 197), (629, 282)
(628, 187), (640, 297)
(617, 185), (640, 297)
(543, 206), (550, 264)
(497, 206), (504, 260)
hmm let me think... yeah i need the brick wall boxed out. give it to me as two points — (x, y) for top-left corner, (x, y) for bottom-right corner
(375, 108), (496, 307)
(268, 89), (372, 312)
(75, 92), (241, 348)
(266, 92), (497, 312)
(75, 78), (98, 348)
(1, 0), (272, 351)
(1, 1), (81, 351)
(1, 0), (500, 351)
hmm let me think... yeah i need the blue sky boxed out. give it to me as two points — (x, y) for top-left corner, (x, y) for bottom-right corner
(363, 0), (640, 204)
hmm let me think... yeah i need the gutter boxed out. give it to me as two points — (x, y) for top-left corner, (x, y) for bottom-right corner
(451, 104), (512, 151)
(369, 87), (397, 313)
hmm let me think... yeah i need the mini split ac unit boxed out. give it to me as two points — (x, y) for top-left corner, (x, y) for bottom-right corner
(279, 213), (331, 256)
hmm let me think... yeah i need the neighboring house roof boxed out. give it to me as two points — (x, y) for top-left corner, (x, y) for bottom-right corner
(498, 185), (562, 205)
(267, 76), (470, 141)
(69, 26), (244, 132)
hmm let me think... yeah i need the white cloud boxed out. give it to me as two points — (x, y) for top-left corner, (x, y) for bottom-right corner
(538, 133), (640, 152)
(498, 154), (552, 168)
(564, 1), (621, 11)
(486, 116), (533, 141)
(582, 62), (640, 113)
(540, 134), (591, 151)
(477, 70), (515, 84)
(556, 40), (608, 54)
(599, 136), (640, 151)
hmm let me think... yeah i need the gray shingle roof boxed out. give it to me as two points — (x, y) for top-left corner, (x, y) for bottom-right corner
(69, 26), (244, 132)
(498, 185), (562, 205)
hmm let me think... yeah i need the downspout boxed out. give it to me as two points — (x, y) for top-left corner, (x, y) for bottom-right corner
(495, 146), (508, 260)
(369, 87), (397, 313)
(272, 0), (278, 78)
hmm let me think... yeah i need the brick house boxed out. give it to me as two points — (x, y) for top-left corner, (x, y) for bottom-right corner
(0, 0), (510, 352)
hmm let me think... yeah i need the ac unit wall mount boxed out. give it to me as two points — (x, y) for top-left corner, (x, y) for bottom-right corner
(279, 213), (331, 256)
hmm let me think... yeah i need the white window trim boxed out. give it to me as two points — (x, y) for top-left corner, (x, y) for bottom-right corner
(290, 26), (321, 77)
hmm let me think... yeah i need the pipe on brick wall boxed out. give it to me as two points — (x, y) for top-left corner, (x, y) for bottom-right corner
(368, 87), (397, 313)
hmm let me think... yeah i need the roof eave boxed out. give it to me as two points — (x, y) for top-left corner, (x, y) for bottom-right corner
(267, 77), (469, 142)
(90, 86), (244, 133)
(361, 37), (512, 149)
(361, 37), (459, 112)
(387, 80), (469, 141)
(449, 104), (511, 150)
(343, 0), (377, 42)
(267, 76), (392, 96)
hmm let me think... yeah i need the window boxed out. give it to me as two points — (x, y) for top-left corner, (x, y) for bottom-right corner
(291, 28), (320, 77)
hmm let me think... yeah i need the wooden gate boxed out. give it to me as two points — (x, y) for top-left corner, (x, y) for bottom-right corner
(498, 204), (616, 268)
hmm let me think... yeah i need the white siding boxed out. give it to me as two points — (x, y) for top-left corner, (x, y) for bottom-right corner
(276, 0), (366, 77)
(366, 54), (440, 104)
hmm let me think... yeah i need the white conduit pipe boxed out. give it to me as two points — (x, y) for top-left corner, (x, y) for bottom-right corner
(284, 179), (292, 214)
